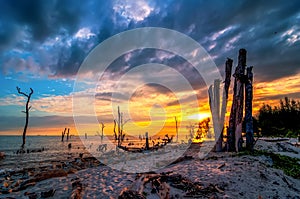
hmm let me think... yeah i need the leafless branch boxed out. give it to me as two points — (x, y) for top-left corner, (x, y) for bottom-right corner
(16, 86), (29, 97)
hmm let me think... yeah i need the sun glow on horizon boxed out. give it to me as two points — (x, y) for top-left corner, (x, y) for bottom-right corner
(186, 112), (211, 121)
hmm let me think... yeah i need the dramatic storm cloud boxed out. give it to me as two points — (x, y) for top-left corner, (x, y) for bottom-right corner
(1, 0), (299, 81)
(0, 0), (300, 134)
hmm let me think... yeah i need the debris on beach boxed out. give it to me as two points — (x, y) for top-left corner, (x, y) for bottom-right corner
(119, 172), (224, 198)
(70, 177), (83, 199)
(0, 152), (5, 159)
(41, 189), (56, 198)
(0, 154), (101, 195)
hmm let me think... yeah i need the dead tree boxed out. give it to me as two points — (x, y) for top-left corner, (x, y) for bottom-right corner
(224, 58), (233, 100)
(100, 122), (105, 141)
(245, 66), (254, 150)
(16, 87), (33, 148)
(227, 49), (247, 152)
(208, 58), (233, 152)
(220, 59), (233, 150)
(61, 128), (67, 142)
(116, 106), (129, 147)
(113, 120), (117, 141)
(208, 79), (226, 152)
(67, 128), (70, 141)
(175, 116), (178, 142)
(145, 132), (149, 150)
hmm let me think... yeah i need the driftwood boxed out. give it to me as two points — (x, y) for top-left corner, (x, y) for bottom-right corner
(245, 66), (254, 150)
(70, 178), (83, 199)
(227, 49), (247, 152)
(120, 172), (224, 198)
(118, 135), (173, 153)
(260, 138), (289, 142)
(224, 58), (233, 99)
(209, 74), (230, 152)
(41, 189), (56, 198)
(209, 80), (222, 152)
(118, 189), (146, 199)
(0, 152), (5, 159)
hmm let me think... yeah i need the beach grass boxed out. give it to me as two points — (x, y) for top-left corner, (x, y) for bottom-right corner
(239, 149), (300, 179)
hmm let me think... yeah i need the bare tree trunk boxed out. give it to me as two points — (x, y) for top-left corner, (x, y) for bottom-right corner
(61, 128), (66, 142)
(115, 106), (129, 147)
(67, 128), (70, 141)
(100, 122), (105, 141)
(145, 132), (149, 150)
(113, 120), (117, 141)
(227, 49), (246, 152)
(209, 80), (223, 152)
(175, 116), (178, 142)
(16, 87), (33, 148)
(245, 66), (254, 151)
(224, 58), (233, 100)
(118, 106), (121, 146)
(220, 58), (233, 151)
(227, 84), (237, 151)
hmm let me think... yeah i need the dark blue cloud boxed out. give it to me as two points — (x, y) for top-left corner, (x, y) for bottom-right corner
(0, 0), (299, 82)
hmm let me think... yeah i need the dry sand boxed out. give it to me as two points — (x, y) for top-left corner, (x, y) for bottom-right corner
(1, 139), (300, 199)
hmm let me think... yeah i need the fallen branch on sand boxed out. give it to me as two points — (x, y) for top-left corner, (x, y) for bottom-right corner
(119, 172), (225, 198)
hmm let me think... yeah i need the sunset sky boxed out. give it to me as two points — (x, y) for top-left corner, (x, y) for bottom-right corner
(0, 0), (300, 136)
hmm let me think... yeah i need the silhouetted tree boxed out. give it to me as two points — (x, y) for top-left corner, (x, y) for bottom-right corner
(113, 120), (117, 141)
(195, 118), (210, 140)
(116, 106), (129, 146)
(258, 97), (300, 137)
(61, 128), (67, 142)
(100, 122), (105, 141)
(16, 86), (34, 148)
(175, 116), (178, 142)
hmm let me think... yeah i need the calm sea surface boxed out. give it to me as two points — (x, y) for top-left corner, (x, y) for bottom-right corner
(0, 136), (89, 171)
(0, 135), (193, 171)
(0, 136), (84, 154)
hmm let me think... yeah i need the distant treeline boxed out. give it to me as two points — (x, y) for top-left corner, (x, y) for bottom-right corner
(257, 97), (300, 137)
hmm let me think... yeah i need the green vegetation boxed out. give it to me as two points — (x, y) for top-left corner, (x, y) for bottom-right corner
(239, 150), (300, 179)
(257, 97), (300, 137)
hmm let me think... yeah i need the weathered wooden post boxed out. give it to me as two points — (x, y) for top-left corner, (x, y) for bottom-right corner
(118, 106), (121, 146)
(222, 58), (233, 149)
(245, 66), (254, 150)
(67, 128), (70, 141)
(227, 49), (247, 152)
(208, 80), (222, 151)
(113, 120), (117, 141)
(145, 132), (149, 150)
(116, 106), (129, 146)
(100, 122), (105, 141)
(61, 128), (67, 142)
(175, 116), (178, 142)
(209, 80), (221, 151)
(224, 58), (233, 100)
(208, 59), (232, 152)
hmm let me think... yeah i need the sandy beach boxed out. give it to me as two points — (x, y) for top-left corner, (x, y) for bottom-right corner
(1, 139), (299, 199)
